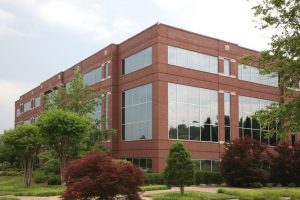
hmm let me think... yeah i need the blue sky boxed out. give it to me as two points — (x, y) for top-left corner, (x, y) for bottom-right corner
(0, 0), (274, 133)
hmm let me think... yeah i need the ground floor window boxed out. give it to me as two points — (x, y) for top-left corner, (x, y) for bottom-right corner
(124, 157), (152, 172)
(193, 159), (220, 172)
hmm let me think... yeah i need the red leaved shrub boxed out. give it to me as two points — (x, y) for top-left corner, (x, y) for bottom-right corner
(62, 152), (144, 200)
(268, 141), (300, 186)
(220, 136), (267, 187)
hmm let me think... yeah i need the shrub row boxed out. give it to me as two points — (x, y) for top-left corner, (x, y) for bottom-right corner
(144, 171), (222, 185)
(0, 170), (22, 176)
(33, 169), (61, 185)
(194, 171), (222, 185)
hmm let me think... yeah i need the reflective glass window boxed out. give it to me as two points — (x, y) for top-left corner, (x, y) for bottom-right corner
(123, 47), (152, 74)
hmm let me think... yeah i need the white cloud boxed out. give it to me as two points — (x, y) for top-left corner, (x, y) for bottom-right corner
(0, 8), (21, 35)
(36, 1), (111, 40)
(0, 80), (35, 134)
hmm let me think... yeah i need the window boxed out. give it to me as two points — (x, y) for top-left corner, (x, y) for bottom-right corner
(88, 99), (102, 126)
(105, 94), (109, 129)
(124, 158), (152, 172)
(239, 96), (279, 145)
(83, 67), (102, 86)
(16, 108), (21, 117)
(122, 47), (152, 75)
(168, 83), (218, 142)
(224, 92), (231, 142)
(122, 83), (152, 140)
(193, 160), (220, 172)
(65, 82), (71, 91)
(23, 101), (31, 112)
(223, 59), (230, 76)
(34, 96), (41, 107)
(238, 64), (278, 87)
(168, 46), (218, 74)
(104, 63), (109, 78)
(23, 119), (31, 125)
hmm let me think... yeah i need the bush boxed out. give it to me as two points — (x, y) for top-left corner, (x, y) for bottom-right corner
(195, 171), (222, 185)
(62, 152), (143, 200)
(287, 183), (296, 187)
(220, 137), (267, 187)
(265, 183), (273, 188)
(33, 169), (48, 183)
(250, 182), (263, 188)
(0, 161), (13, 171)
(0, 170), (22, 176)
(144, 173), (165, 185)
(268, 141), (300, 186)
(47, 176), (61, 185)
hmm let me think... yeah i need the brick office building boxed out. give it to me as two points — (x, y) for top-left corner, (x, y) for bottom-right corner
(15, 23), (294, 173)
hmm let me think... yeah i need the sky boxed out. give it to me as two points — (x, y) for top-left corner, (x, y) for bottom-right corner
(0, 0), (274, 133)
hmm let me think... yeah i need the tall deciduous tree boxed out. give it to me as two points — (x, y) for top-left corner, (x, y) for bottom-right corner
(37, 109), (92, 184)
(250, 0), (300, 136)
(2, 124), (41, 187)
(164, 142), (194, 195)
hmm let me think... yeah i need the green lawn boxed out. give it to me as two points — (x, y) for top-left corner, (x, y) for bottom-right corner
(0, 176), (64, 196)
(141, 185), (170, 191)
(218, 188), (300, 200)
(150, 191), (237, 200)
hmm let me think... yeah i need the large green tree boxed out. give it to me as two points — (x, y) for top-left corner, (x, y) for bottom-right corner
(37, 109), (92, 184)
(2, 124), (42, 187)
(164, 142), (194, 195)
(43, 69), (116, 148)
(250, 0), (300, 137)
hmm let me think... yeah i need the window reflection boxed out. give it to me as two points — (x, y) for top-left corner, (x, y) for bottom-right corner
(239, 95), (279, 145)
(123, 47), (152, 75)
(168, 83), (218, 142)
(122, 84), (152, 140)
(238, 64), (278, 87)
(168, 46), (218, 74)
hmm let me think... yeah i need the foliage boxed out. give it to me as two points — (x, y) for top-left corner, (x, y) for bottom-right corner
(218, 188), (300, 200)
(140, 185), (169, 191)
(33, 169), (47, 184)
(267, 141), (300, 186)
(0, 162), (13, 171)
(250, 182), (263, 188)
(0, 176), (63, 196)
(249, 0), (300, 137)
(220, 137), (267, 187)
(37, 109), (92, 184)
(62, 152), (144, 200)
(2, 125), (42, 187)
(150, 191), (237, 200)
(164, 142), (195, 195)
(0, 170), (22, 176)
(47, 175), (61, 185)
(194, 171), (222, 185)
(38, 150), (60, 175)
(144, 173), (165, 185)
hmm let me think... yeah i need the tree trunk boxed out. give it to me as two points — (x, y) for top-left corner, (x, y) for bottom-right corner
(59, 156), (67, 185)
(180, 184), (184, 195)
(22, 155), (33, 187)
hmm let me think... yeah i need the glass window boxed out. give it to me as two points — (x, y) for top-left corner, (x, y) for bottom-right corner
(239, 95), (279, 145)
(23, 101), (31, 112)
(168, 83), (218, 142)
(122, 83), (152, 140)
(125, 157), (152, 172)
(83, 67), (102, 86)
(35, 96), (41, 107)
(23, 119), (31, 125)
(201, 160), (211, 171)
(224, 59), (230, 76)
(224, 92), (231, 142)
(168, 46), (218, 74)
(105, 63), (109, 78)
(123, 47), (152, 75)
(16, 108), (21, 117)
(238, 64), (278, 87)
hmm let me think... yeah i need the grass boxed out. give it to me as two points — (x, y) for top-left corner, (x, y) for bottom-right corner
(218, 187), (300, 200)
(0, 198), (19, 200)
(141, 185), (170, 191)
(0, 176), (64, 196)
(150, 191), (237, 200)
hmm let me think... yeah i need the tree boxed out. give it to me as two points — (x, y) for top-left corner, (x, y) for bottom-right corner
(267, 141), (300, 185)
(2, 124), (41, 187)
(62, 152), (143, 200)
(43, 69), (116, 150)
(220, 137), (267, 187)
(250, 0), (300, 136)
(37, 109), (92, 184)
(164, 142), (194, 195)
